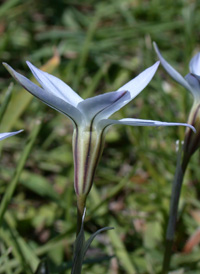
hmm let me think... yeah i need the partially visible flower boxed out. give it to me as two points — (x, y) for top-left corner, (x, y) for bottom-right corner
(0, 130), (23, 141)
(154, 42), (199, 168)
(3, 61), (195, 214)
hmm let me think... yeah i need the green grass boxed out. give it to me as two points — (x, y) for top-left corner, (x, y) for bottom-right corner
(0, 0), (200, 273)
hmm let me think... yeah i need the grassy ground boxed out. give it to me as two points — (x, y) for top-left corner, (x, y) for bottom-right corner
(1, 0), (200, 273)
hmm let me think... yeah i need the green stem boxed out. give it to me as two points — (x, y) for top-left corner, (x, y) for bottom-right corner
(162, 239), (173, 274)
(71, 196), (86, 274)
(76, 195), (86, 236)
(162, 149), (189, 274)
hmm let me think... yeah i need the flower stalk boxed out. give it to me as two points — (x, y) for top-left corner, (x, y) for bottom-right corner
(154, 42), (200, 272)
(162, 143), (185, 274)
(76, 195), (86, 235)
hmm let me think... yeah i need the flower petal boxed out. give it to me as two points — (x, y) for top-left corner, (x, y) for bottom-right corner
(118, 61), (160, 99)
(98, 118), (196, 132)
(93, 62), (159, 122)
(0, 130), (23, 141)
(185, 73), (200, 101)
(189, 52), (200, 75)
(26, 61), (83, 107)
(3, 63), (83, 126)
(153, 42), (195, 96)
(77, 90), (130, 124)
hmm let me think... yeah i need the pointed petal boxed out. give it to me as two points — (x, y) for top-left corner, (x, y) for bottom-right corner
(98, 118), (196, 132)
(26, 61), (83, 107)
(0, 130), (23, 141)
(93, 62), (159, 122)
(153, 42), (195, 96)
(3, 63), (83, 125)
(77, 90), (130, 124)
(118, 61), (160, 99)
(185, 73), (200, 101)
(189, 52), (200, 75)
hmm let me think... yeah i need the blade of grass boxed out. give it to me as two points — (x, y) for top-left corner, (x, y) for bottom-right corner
(0, 0), (22, 18)
(0, 121), (41, 226)
(3, 213), (39, 273)
(0, 244), (12, 274)
(82, 63), (110, 98)
(0, 83), (13, 125)
(34, 260), (49, 274)
(108, 219), (137, 274)
(0, 223), (33, 274)
(0, 226), (74, 274)
(72, 11), (101, 90)
(89, 167), (137, 216)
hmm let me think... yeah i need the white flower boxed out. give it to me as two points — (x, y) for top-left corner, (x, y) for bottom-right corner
(3, 61), (195, 202)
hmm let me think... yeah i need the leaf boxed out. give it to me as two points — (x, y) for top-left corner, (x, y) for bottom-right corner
(71, 209), (113, 274)
(71, 209), (86, 274)
(83, 226), (114, 257)
(34, 260), (49, 274)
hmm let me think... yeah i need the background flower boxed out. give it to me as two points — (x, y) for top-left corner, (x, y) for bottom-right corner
(154, 42), (200, 166)
(0, 130), (23, 141)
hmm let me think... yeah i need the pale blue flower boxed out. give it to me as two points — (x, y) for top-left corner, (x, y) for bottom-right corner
(0, 130), (23, 141)
(153, 42), (200, 102)
(154, 42), (200, 161)
(3, 61), (195, 204)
